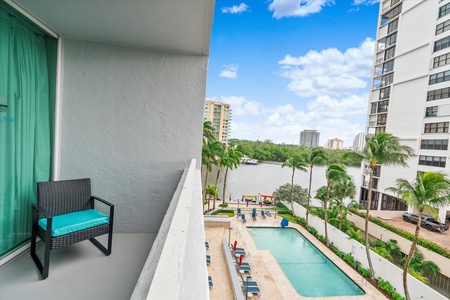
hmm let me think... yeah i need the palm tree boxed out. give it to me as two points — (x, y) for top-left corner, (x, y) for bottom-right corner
(386, 172), (450, 300)
(344, 132), (414, 281)
(281, 154), (308, 217)
(401, 249), (440, 284)
(202, 120), (215, 145)
(305, 147), (328, 225)
(201, 140), (222, 210)
(213, 143), (225, 208)
(204, 184), (218, 212)
(323, 164), (348, 247)
(330, 176), (355, 230)
(221, 147), (242, 203)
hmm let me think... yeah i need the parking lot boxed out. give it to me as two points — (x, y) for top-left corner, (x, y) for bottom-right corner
(381, 216), (450, 250)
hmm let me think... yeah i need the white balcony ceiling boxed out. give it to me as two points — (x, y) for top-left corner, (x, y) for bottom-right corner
(11, 0), (214, 55)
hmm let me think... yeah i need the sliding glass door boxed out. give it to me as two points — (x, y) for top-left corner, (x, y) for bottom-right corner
(0, 4), (56, 259)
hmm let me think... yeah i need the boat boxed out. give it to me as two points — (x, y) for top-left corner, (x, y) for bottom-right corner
(241, 155), (258, 165)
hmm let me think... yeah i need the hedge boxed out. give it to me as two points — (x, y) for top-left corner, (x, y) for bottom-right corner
(349, 208), (450, 260)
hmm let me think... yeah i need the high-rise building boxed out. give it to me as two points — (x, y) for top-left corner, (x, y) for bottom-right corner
(324, 138), (343, 150)
(361, 0), (450, 220)
(352, 132), (366, 151)
(204, 100), (232, 143)
(299, 129), (320, 147)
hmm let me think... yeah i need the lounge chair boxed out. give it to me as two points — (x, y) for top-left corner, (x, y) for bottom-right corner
(241, 214), (247, 223)
(246, 286), (261, 294)
(208, 275), (213, 288)
(261, 210), (266, 219)
(251, 208), (257, 221)
(237, 208), (242, 216)
(206, 255), (211, 265)
(205, 241), (209, 249)
(265, 210), (272, 217)
(238, 264), (251, 273)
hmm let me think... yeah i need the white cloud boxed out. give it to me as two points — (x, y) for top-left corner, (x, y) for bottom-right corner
(268, 0), (335, 19)
(352, 0), (379, 5)
(219, 96), (262, 116)
(278, 38), (375, 97)
(222, 3), (249, 14)
(220, 64), (239, 79)
(219, 93), (367, 146)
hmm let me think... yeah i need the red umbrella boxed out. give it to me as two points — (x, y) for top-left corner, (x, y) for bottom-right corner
(234, 240), (238, 251)
(239, 254), (243, 266)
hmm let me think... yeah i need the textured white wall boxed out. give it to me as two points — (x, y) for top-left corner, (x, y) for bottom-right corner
(59, 38), (207, 233)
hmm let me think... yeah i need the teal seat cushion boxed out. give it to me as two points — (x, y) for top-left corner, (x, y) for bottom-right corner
(38, 209), (109, 237)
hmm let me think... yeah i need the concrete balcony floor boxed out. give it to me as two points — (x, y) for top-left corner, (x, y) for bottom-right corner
(0, 233), (156, 300)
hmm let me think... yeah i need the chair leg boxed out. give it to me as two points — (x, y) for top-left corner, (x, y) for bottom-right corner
(42, 237), (51, 279)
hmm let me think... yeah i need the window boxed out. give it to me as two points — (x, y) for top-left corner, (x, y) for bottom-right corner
(419, 155), (446, 168)
(433, 53), (450, 68)
(377, 113), (387, 126)
(439, 3), (450, 18)
(381, 73), (394, 86)
(370, 103), (377, 114)
(384, 47), (395, 60)
(437, 19), (450, 35)
(425, 106), (438, 117)
(429, 70), (450, 84)
(382, 60), (394, 73)
(379, 87), (391, 99)
(377, 100), (389, 113)
(386, 33), (397, 46)
(434, 36), (450, 52)
(427, 87), (450, 101)
(375, 126), (386, 134)
(424, 122), (449, 133)
(381, 4), (402, 25)
(420, 139), (448, 150)
(388, 19), (398, 34)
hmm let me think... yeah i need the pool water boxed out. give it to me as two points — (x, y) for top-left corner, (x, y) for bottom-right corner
(248, 227), (365, 297)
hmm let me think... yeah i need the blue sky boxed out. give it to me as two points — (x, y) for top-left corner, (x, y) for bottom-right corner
(206, 0), (380, 147)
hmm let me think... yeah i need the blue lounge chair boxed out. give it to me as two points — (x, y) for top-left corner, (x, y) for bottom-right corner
(206, 255), (211, 265)
(205, 241), (209, 249)
(234, 249), (246, 256)
(239, 264), (251, 273)
(252, 208), (257, 221)
(261, 210), (266, 219)
(246, 286), (260, 294)
(237, 208), (242, 216)
(265, 210), (272, 217)
(208, 275), (213, 288)
(241, 214), (247, 223)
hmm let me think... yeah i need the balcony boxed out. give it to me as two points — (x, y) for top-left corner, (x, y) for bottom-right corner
(0, 160), (208, 300)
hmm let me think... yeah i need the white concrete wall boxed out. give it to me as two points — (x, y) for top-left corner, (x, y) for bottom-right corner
(285, 201), (448, 300)
(131, 160), (209, 300)
(58, 38), (207, 233)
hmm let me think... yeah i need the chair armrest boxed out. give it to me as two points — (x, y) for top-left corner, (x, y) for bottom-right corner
(91, 196), (114, 226)
(33, 204), (53, 218)
(91, 196), (114, 207)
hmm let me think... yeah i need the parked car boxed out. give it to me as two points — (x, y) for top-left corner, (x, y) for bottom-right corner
(402, 213), (449, 232)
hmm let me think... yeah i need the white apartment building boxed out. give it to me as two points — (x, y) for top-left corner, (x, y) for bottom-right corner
(299, 129), (320, 147)
(324, 138), (344, 150)
(204, 100), (232, 143)
(353, 132), (366, 151)
(362, 0), (450, 221)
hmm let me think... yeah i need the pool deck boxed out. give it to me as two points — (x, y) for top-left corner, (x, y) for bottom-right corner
(205, 213), (389, 300)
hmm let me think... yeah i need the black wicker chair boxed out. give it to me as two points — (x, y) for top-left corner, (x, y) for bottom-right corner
(30, 178), (114, 279)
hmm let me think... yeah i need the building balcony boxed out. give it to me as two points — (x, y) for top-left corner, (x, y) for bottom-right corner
(0, 160), (208, 300)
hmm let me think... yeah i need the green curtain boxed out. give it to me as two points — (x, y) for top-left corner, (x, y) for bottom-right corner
(0, 8), (55, 258)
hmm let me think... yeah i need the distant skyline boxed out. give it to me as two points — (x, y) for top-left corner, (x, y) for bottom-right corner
(206, 0), (380, 147)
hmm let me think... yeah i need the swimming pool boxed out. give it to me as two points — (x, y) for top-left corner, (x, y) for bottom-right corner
(248, 227), (365, 297)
